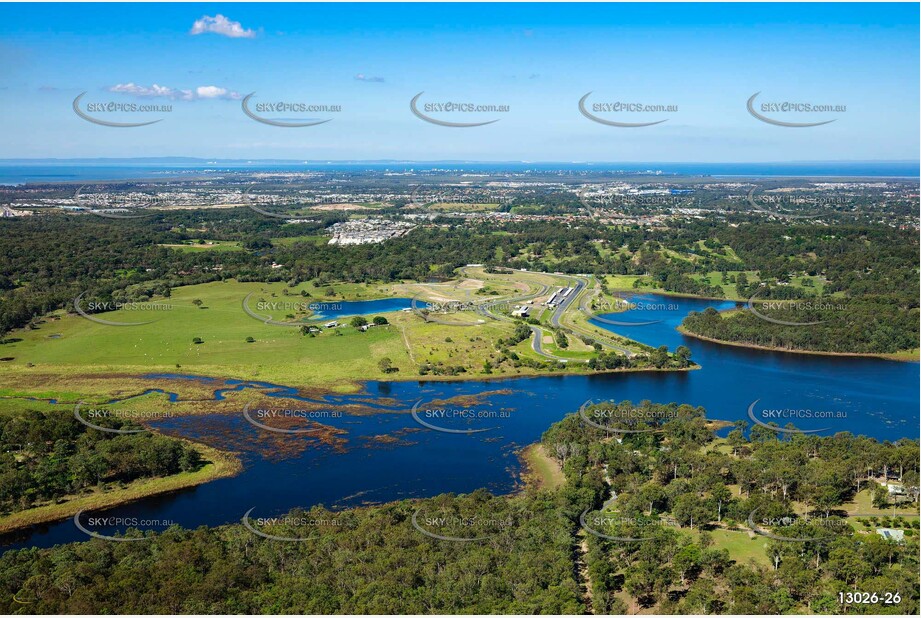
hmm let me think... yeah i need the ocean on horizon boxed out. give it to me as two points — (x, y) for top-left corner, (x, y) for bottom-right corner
(1, 161), (918, 185)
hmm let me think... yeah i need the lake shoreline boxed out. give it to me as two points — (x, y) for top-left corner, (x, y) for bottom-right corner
(3, 289), (916, 553)
(610, 287), (743, 303)
(518, 444), (565, 492)
(0, 362), (702, 415)
(0, 440), (241, 536)
(676, 325), (919, 362)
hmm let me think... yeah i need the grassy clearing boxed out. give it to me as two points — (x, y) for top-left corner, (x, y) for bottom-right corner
(604, 275), (655, 292)
(879, 348), (920, 361)
(843, 489), (921, 517)
(402, 317), (507, 371)
(520, 444), (565, 491)
(0, 441), (241, 534)
(2, 281), (410, 374)
(0, 275), (628, 404)
(691, 528), (772, 568)
(0, 280), (421, 401)
(700, 437), (735, 455)
(693, 241), (744, 264)
(270, 235), (328, 246)
(511, 337), (543, 363)
(159, 240), (242, 252)
(426, 202), (501, 212)
(690, 271), (759, 300)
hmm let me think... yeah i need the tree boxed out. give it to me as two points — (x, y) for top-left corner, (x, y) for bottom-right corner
(675, 345), (692, 367)
(727, 421), (748, 455)
(350, 316), (368, 328)
(673, 544), (702, 585)
(673, 494), (709, 529)
(711, 484), (731, 522)
(651, 345), (669, 368)
(372, 316), (389, 325)
(636, 483), (666, 516)
(872, 484), (890, 509)
(554, 330), (568, 349)
(378, 357), (393, 373)
(683, 578), (718, 613)
(827, 545), (873, 588)
(735, 271), (749, 296)
(192, 337), (203, 344)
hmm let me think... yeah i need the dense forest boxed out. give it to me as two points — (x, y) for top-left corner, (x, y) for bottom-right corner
(0, 402), (916, 614)
(542, 402), (920, 614)
(0, 410), (203, 515)
(682, 300), (919, 354)
(0, 491), (582, 614)
(677, 223), (920, 354)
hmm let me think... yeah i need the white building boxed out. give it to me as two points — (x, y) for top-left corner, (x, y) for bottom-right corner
(876, 528), (905, 543)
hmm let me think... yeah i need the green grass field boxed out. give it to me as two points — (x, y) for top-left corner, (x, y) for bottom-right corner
(693, 240), (744, 264)
(843, 488), (921, 517)
(0, 274), (619, 406)
(159, 239), (243, 252)
(605, 275), (654, 292)
(270, 235), (328, 246)
(521, 444), (565, 490)
(691, 528), (772, 568)
(0, 280), (415, 391)
(690, 271), (759, 300)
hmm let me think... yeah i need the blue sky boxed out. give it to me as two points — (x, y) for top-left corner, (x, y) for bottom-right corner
(0, 3), (917, 161)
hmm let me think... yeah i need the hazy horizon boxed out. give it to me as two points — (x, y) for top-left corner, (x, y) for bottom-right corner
(2, 157), (919, 164)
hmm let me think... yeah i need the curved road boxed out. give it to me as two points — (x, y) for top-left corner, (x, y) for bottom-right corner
(549, 277), (584, 328)
(550, 275), (636, 357)
(434, 267), (634, 362)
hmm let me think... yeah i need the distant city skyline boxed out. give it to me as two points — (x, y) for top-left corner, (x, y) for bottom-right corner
(0, 3), (918, 161)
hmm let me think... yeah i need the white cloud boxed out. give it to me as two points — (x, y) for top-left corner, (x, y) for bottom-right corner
(190, 14), (255, 38)
(110, 83), (179, 98)
(194, 85), (242, 100)
(354, 74), (385, 83)
(108, 83), (241, 101)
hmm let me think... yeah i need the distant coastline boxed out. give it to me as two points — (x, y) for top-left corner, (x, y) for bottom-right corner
(1, 160), (918, 185)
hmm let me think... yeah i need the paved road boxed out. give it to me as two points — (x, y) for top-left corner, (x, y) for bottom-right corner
(437, 267), (634, 361)
(528, 277), (593, 363)
(550, 275), (635, 357)
(479, 273), (633, 361)
(460, 277), (578, 363)
(549, 278), (584, 328)
(527, 324), (581, 362)
(473, 283), (579, 363)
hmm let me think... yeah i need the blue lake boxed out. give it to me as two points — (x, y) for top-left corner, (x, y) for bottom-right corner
(2, 293), (917, 551)
(308, 298), (416, 320)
